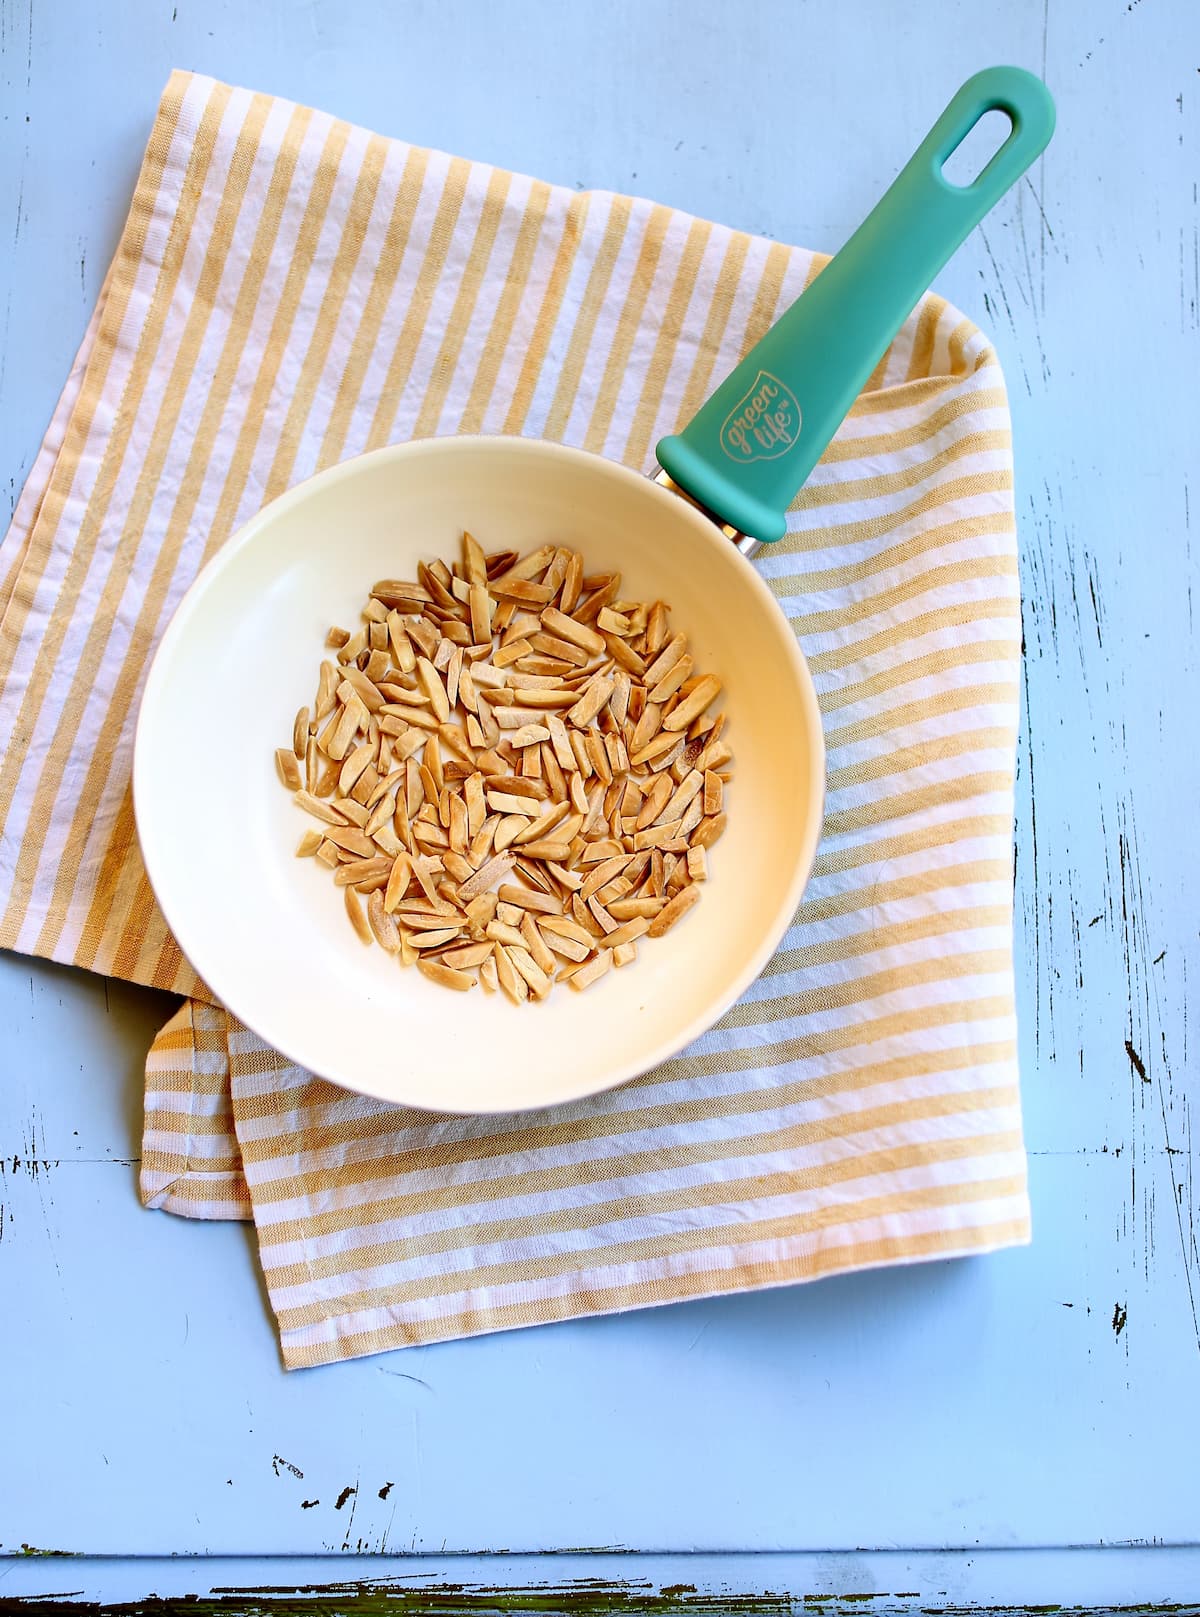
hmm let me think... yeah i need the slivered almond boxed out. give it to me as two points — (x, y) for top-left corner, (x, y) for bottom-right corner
(418, 959), (474, 991)
(529, 631), (590, 667)
(656, 768), (704, 825)
(478, 954), (499, 993)
(690, 811), (727, 849)
(567, 673), (616, 728)
(336, 798), (370, 826)
(508, 723), (550, 749)
(546, 859), (584, 892)
(540, 605), (606, 656)
(416, 656), (450, 721)
(607, 896), (665, 920)
(568, 951), (612, 991)
(493, 638), (533, 668)
(456, 853), (514, 901)
(517, 838), (572, 861)
(612, 940), (638, 967)
(491, 545), (556, 584)
(649, 654), (693, 702)
(539, 927), (591, 963)
(442, 941), (493, 970)
(603, 915), (649, 951)
(507, 945), (553, 1000)
(634, 774), (673, 828)
(409, 927), (461, 950)
(646, 882), (701, 937)
(560, 549), (583, 613)
(601, 632), (643, 676)
(338, 742), (375, 795)
(463, 530), (488, 586)
(276, 748), (303, 790)
(367, 891), (402, 953)
(643, 633), (687, 688)
(497, 883), (561, 915)
(630, 731), (681, 768)
(296, 829), (323, 857)
(662, 674), (721, 731)
(493, 942), (528, 1004)
(344, 887), (372, 945)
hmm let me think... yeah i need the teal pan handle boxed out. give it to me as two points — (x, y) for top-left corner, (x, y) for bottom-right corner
(656, 66), (1055, 543)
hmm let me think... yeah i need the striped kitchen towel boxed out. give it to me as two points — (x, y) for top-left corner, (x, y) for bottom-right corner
(0, 71), (1029, 1368)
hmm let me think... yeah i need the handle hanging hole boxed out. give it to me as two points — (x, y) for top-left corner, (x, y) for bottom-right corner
(941, 108), (1014, 188)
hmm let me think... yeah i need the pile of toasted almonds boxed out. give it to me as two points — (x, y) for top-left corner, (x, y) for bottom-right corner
(274, 533), (731, 1002)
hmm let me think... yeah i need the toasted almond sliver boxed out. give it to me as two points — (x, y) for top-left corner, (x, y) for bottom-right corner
(662, 674), (721, 732)
(528, 631), (590, 667)
(646, 882), (701, 938)
(442, 940), (493, 969)
(602, 915), (650, 951)
(520, 912), (558, 977)
(580, 855), (631, 902)
(511, 801), (571, 845)
(367, 890), (402, 953)
(409, 927), (462, 950)
(630, 732), (681, 769)
(478, 954), (499, 993)
(568, 951), (612, 992)
(493, 942), (528, 1005)
(417, 959), (474, 991)
(316, 838), (340, 868)
(486, 919), (527, 948)
(703, 770), (724, 816)
(687, 845), (708, 882)
(323, 825), (376, 857)
(649, 654), (693, 703)
(540, 605), (606, 656)
(612, 940), (638, 968)
(296, 828), (323, 857)
(517, 838), (572, 861)
(643, 632), (688, 689)
(560, 549), (583, 613)
(493, 638), (533, 668)
(416, 656), (451, 722)
(463, 530), (488, 586)
(656, 768), (704, 826)
(344, 887), (373, 945)
(315, 660), (339, 721)
(456, 853), (515, 902)
(383, 852), (413, 912)
(487, 790), (543, 815)
(509, 723), (551, 749)
(546, 859), (584, 892)
(690, 811), (727, 850)
(567, 673), (616, 729)
(338, 741), (375, 795)
(276, 748), (303, 790)
(608, 896), (665, 920)
(496, 883), (562, 916)
(294, 789), (347, 825)
(507, 945), (553, 1000)
(538, 926), (591, 963)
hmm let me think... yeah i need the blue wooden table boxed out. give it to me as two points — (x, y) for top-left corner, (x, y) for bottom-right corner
(2, 0), (1197, 1609)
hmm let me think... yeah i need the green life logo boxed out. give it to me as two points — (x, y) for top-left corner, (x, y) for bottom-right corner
(719, 370), (802, 462)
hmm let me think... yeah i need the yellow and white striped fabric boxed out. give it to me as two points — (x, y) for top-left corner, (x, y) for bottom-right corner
(0, 72), (1029, 1368)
